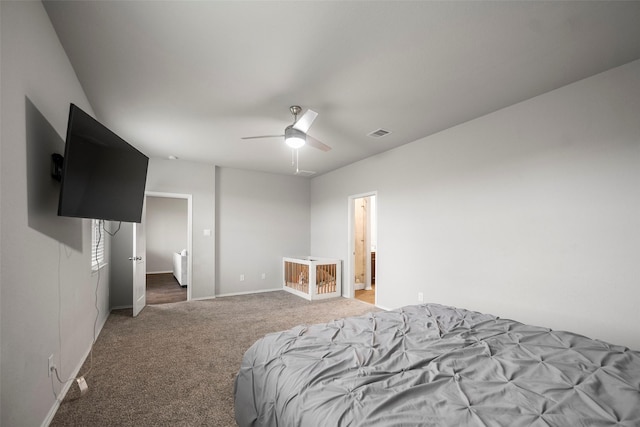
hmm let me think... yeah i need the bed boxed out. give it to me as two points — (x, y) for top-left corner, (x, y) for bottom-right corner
(234, 303), (640, 426)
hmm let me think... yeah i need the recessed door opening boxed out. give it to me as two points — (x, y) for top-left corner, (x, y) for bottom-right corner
(348, 192), (377, 305)
(132, 192), (193, 315)
(145, 196), (189, 305)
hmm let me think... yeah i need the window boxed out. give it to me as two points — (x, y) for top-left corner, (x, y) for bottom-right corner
(91, 219), (105, 271)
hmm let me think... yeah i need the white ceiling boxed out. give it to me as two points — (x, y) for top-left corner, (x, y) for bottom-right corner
(43, 1), (640, 177)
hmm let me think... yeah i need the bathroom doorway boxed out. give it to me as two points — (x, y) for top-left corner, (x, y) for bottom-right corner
(348, 192), (377, 305)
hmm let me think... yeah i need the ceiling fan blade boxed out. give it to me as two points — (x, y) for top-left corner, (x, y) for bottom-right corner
(306, 135), (332, 152)
(292, 109), (318, 133)
(241, 134), (284, 140)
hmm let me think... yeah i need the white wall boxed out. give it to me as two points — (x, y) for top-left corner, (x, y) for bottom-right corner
(145, 158), (215, 300)
(0, 2), (110, 425)
(146, 197), (188, 273)
(216, 168), (310, 296)
(311, 59), (640, 351)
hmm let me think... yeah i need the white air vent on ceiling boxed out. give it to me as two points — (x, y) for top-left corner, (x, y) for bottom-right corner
(367, 128), (391, 138)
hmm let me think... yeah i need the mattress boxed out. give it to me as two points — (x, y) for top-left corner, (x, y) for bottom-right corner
(235, 303), (640, 426)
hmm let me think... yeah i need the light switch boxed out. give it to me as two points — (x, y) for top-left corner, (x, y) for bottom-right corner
(203, 229), (211, 236)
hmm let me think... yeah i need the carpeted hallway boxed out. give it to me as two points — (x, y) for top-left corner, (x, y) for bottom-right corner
(50, 291), (380, 426)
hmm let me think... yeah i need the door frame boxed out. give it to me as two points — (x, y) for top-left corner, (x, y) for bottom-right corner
(144, 191), (194, 301)
(346, 191), (378, 301)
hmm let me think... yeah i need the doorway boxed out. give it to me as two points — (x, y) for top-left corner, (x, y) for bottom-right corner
(141, 192), (193, 306)
(348, 192), (377, 305)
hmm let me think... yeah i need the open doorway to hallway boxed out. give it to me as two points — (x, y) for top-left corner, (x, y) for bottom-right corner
(145, 194), (190, 305)
(350, 194), (377, 305)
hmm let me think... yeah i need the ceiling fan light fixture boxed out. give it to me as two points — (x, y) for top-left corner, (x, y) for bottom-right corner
(284, 126), (306, 149)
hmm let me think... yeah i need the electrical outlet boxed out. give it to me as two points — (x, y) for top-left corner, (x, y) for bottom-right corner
(48, 354), (55, 377)
(261, 273), (266, 280)
(240, 274), (245, 281)
(418, 292), (424, 303)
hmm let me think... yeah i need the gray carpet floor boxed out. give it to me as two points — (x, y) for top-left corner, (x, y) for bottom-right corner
(50, 291), (380, 426)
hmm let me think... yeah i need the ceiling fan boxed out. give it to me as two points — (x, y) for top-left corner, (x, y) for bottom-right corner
(241, 106), (331, 152)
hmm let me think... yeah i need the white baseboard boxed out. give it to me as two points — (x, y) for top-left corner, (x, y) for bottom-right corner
(110, 305), (133, 310)
(190, 295), (216, 301)
(146, 270), (172, 275)
(42, 310), (109, 427)
(216, 288), (282, 298)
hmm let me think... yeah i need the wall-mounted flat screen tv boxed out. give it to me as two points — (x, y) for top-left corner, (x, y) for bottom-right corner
(57, 104), (149, 223)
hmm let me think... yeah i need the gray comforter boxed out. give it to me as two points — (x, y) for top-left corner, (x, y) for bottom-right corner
(235, 304), (640, 426)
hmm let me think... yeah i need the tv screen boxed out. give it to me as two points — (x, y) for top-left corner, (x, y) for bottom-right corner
(58, 104), (149, 223)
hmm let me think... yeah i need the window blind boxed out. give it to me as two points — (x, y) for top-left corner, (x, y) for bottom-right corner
(91, 220), (105, 271)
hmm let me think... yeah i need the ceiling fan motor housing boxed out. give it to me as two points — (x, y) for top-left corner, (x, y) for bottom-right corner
(284, 125), (306, 148)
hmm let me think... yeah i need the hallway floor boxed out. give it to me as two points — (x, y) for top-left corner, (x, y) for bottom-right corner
(146, 273), (187, 304)
(355, 284), (375, 305)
